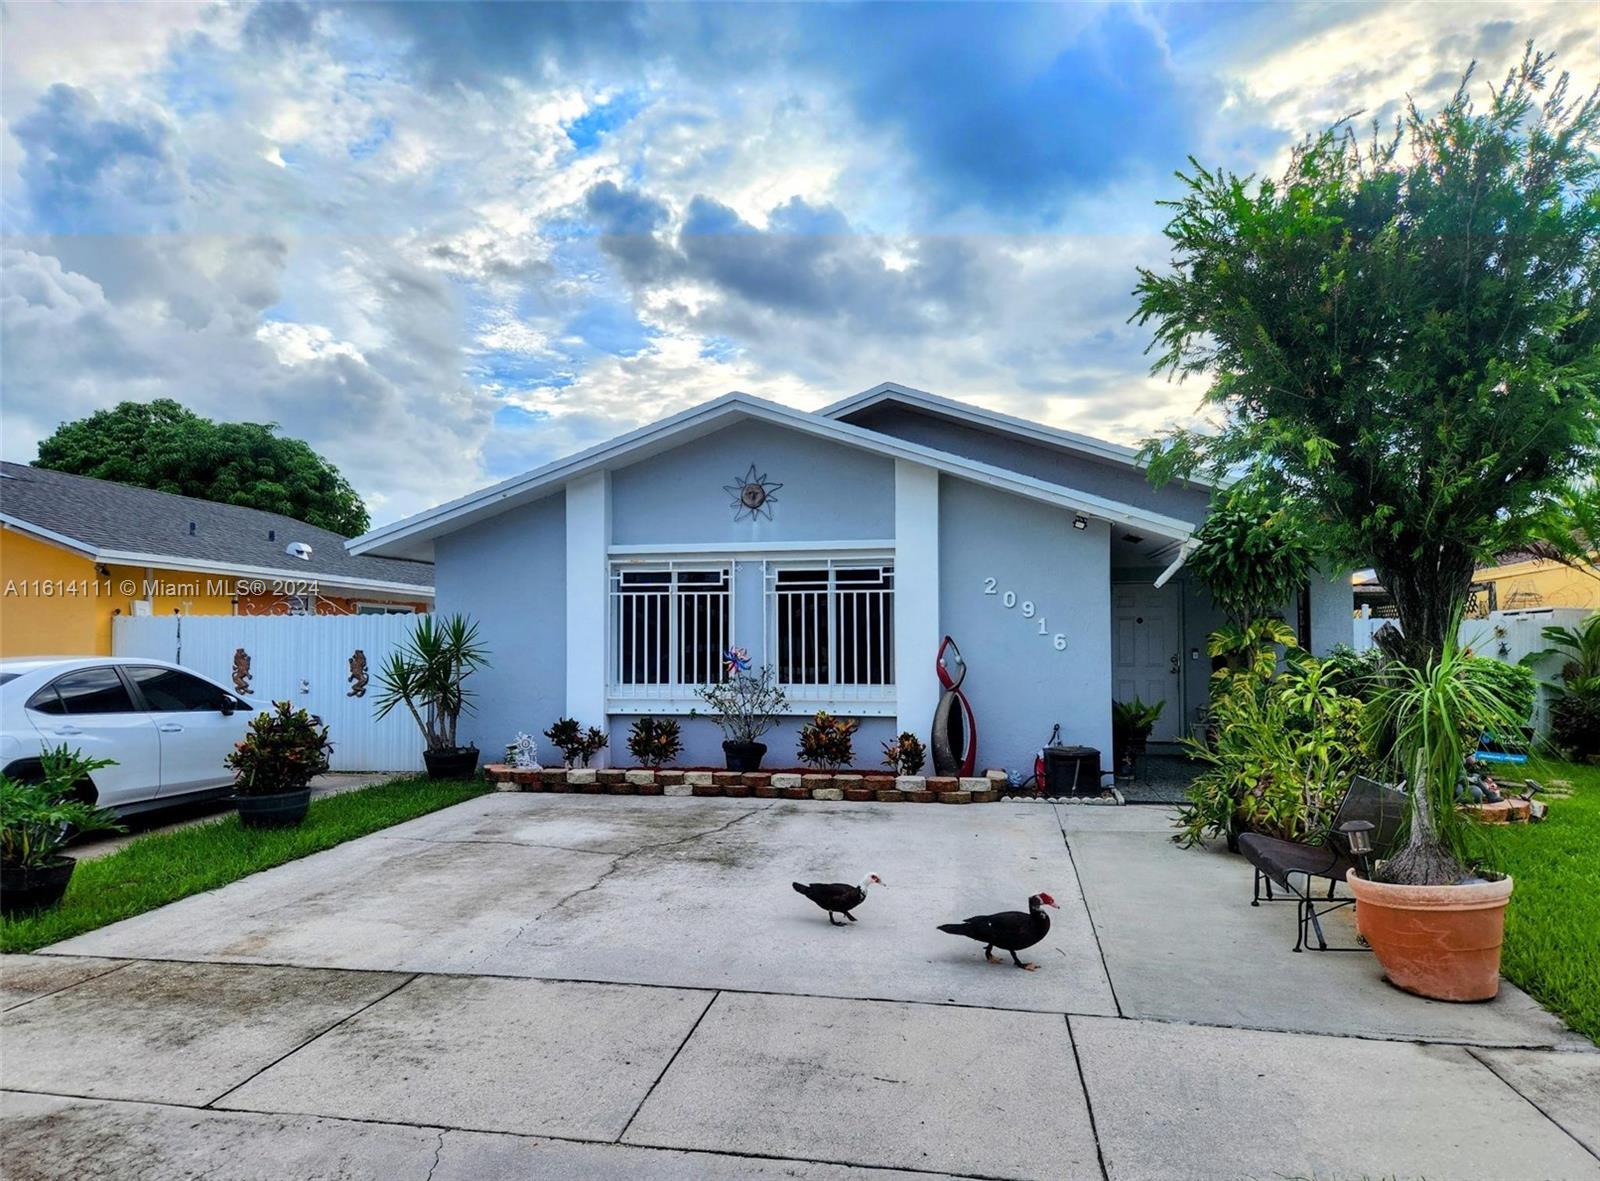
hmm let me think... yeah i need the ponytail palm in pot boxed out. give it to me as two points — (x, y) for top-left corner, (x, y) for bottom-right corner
(374, 614), (490, 779)
(1348, 635), (1530, 1001)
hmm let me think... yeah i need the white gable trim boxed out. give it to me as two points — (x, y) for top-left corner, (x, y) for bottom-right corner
(822, 382), (1234, 493)
(347, 392), (1195, 560)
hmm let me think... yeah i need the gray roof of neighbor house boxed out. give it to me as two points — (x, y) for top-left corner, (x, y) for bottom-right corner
(0, 462), (433, 597)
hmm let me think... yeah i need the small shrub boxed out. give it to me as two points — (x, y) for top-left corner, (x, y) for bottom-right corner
(544, 718), (608, 767)
(225, 702), (332, 796)
(693, 664), (787, 744)
(1175, 649), (1370, 847)
(1551, 688), (1600, 760)
(1, 746), (123, 869)
(1321, 643), (1386, 699)
(881, 731), (926, 776)
(798, 712), (858, 770)
(627, 717), (683, 768)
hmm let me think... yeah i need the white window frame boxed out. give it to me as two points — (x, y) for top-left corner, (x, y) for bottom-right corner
(607, 559), (733, 711)
(765, 556), (895, 713)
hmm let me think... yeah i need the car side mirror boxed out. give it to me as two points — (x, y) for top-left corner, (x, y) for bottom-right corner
(220, 698), (237, 717)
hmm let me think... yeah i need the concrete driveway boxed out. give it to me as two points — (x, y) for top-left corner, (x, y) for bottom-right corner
(3, 794), (1598, 1180)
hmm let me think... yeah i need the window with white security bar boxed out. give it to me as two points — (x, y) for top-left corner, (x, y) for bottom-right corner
(610, 564), (731, 699)
(767, 560), (894, 705)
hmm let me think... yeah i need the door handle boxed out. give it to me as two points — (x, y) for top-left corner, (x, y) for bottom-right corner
(55, 725), (83, 736)
(159, 724), (184, 733)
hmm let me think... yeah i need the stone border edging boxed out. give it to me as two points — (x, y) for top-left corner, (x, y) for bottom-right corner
(482, 765), (1010, 803)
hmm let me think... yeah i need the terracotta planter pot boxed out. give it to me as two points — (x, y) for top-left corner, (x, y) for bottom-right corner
(1347, 871), (1513, 1002)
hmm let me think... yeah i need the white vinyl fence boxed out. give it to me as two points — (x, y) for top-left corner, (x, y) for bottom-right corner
(113, 613), (428, 772)
(1352, 607), (1592, 734)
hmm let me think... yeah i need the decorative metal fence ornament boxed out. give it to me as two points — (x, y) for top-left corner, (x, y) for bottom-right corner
(347, 649), (369, 697)
(507, 732), (542, 771)
(232, 648), (252, 695)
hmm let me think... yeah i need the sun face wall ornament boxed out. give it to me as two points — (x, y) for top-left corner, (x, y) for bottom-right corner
(724, 463), (783, 521)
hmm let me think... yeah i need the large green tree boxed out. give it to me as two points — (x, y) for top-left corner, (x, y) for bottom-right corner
(35, 399), (371, 537)
(1134, 47), (1600, 664)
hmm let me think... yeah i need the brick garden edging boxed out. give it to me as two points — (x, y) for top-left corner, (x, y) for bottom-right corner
(483, 765), (1009, 803)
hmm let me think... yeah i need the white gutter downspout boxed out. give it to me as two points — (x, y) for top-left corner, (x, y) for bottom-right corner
(1153, 539), (1198, 589)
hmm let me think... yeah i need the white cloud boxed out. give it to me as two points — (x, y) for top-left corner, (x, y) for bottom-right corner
(2, 0), (1592, 530)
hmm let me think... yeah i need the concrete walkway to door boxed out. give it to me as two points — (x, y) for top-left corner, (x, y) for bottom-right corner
(3, 794), (1597, 1180)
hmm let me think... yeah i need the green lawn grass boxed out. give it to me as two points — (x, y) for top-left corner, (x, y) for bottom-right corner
(1490, 758), (1600, 1045)
(0, 776), (489, 954)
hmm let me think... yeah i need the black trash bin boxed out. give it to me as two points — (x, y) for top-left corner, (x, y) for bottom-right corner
(1042, 745), (1102, 797)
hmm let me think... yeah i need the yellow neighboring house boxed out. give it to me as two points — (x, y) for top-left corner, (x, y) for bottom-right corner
(0, 462), (433, 657)
(1469, 551), (1600, 612)
(1354, 550), (1600, 617)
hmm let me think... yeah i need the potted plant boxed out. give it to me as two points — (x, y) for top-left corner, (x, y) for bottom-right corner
(226, 701), (332, 829)
(881, 731), (926, 776)
(0, 746), (122, 916)
(798, 711), (858, 771)
(1347, 636), (1529, 1001)
(627, 717), (683, 769)
(373, 613), (490, 779)
(694, 662), (786, 771)
(1112, 696), (1165, 772)
(544, 718), (608, 768)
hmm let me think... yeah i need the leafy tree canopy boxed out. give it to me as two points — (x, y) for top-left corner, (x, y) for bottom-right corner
(34, 399), (371, 537)
(1135, 45), (1600, 663)
(1185, 487), (1317, 628)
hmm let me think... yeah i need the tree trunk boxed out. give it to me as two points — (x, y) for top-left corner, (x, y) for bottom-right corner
(1373, 542), (1477, 666)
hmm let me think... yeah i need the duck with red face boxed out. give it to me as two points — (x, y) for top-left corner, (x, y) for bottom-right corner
(937, 892), (1059, 970)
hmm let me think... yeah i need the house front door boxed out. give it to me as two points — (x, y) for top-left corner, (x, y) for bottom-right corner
(1111, 582), (1183, 743)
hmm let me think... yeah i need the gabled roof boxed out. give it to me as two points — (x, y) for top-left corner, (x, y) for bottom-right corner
(822, 381), (1153, 470)
(348, 392), (1196, 562)
(0, 462), (433, 597)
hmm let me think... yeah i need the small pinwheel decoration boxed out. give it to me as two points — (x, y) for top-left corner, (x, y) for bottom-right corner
(724, 646), (751, 677)
(725, 463), (783, 521)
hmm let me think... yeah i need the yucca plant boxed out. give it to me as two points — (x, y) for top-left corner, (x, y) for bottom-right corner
(1363, 633), (1532, 885)
(372, 613), (490, 753)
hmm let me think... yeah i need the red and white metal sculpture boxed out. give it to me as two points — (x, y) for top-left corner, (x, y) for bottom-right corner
(931, 635), (977, 778)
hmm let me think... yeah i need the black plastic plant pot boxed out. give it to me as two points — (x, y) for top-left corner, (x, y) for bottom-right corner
(723, 740), (767, 772)
(0, 858), (77, 916)
(235, 788), (313, 830)
(423, 746), (481, 780)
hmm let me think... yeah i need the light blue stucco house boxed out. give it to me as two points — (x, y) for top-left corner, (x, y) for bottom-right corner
(348, 383), (1351, 774)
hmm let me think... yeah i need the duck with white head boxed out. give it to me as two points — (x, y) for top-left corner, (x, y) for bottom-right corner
(792, 872), (885, 926)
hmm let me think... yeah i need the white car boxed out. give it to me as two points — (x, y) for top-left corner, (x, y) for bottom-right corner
(0, 657), (265, 813)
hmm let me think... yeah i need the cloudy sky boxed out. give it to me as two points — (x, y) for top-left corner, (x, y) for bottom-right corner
(2, 2), (1595, 526)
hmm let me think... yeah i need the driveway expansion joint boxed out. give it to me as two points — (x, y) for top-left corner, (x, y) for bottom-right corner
(1465, 1046), (1600, 1164)
(1064, 1014), (1111, 1181)
(615, 988), (721, 1144)
(1, 957), (136, 1013)
(201, 970), (420, 1110)
(0, 1088), (1035, 1181)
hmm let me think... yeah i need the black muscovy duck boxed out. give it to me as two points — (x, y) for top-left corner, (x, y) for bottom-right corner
(938, 892), (1059, 969)
(792, 873), (884, 925)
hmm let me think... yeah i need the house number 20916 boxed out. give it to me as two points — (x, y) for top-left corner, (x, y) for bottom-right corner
(983, 577), (1068, 650)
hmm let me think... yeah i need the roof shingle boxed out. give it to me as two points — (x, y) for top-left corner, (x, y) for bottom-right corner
(0, 462), (432, 592)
